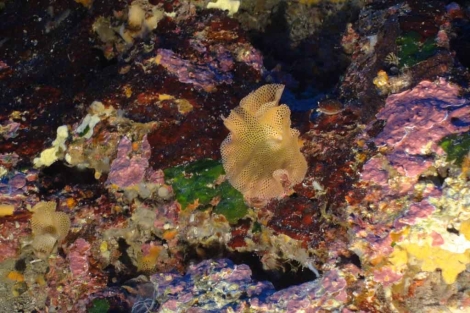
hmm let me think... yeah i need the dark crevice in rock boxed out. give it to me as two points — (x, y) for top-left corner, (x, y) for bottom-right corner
(185, 243), (318, 291)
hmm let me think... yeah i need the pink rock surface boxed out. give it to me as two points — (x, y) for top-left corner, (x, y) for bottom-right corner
(393, 200), (436, 229)
(374, 79), (468, 156)
(363, 79), (470, 187)
(68, 238), (91, 279)
(107, 136), (150, 188)
(156, 48), (233, 92)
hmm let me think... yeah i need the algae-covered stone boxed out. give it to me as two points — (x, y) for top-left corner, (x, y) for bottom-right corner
(164, 159), (223, 209)
(213, 181), (248, 224)
(396, 31), (437, 67)
(164, 159), (248, 223)
(88, 298), (110, 313)
(439, 132), (470, 166)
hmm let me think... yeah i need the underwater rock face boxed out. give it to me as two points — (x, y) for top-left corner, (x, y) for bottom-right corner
(373, 79), (468, 155)
(349, 77), (470, 310)
(362, 78), (470, 193)
(107, 136), (150, 188)
(3, 0), (470, 312)
(155, 48), (234, 92)
(148, 258), (348, 312)
(68, 238), (91, 279)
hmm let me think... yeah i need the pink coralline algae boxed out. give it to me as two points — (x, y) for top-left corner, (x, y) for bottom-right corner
(156, 48), (233, 92)
(373, 266), (403, 287)
(363, 79), (470, 185)
(373, 79), (468, 155)
(350, 78), (470, 295)
(0, 60), (9, 71)
(350, 220), (395, 264)
(0, 120), (20, 139)
(106, 136), (150, 188)
(210, 45), (235, 72)
(68, 238), (91, 279)
(393, 200), (436, 229)
(0, 218), (30, 262)
(436, 29), (450, 49)
(46, 239), (106, 312)
(359, 156), (391, 190)
(145, 168), (165, 185)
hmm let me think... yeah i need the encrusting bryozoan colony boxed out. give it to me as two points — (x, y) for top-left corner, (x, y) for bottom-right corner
(31, 201), (71, 259)
(221, 84), (308, 207)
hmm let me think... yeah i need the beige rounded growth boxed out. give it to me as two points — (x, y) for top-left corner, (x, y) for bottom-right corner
(31, 201), (71, 259)
(220, 84), (308, 207)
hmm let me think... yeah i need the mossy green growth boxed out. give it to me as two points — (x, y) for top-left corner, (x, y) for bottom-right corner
(164, 159), (248, 223)
(88, 298), (110, 313)
(252, 221), (262, 233)
(213, 181), (248, 224)
(396, 31), (437, 67)
(439, 132), (470, 166)
(164, 159), (223, 209)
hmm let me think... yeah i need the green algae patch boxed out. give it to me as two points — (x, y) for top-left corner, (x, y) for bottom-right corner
(440, 132), (470, 166)
(213, 181), (248, 224)
(164, 159), (223, 209)
(88, 298), (110, 313)
(252, 221), (262, 233)
(396, 31), (437, 67)
(164, 159), (248, 223)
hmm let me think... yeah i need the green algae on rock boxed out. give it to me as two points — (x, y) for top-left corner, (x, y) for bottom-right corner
(164, 159), (248, 223)
(396, 31), (437, 67)
(213, 181), (248, 224)
(88, 298), (110, 313)
(439, 132), (470, 166)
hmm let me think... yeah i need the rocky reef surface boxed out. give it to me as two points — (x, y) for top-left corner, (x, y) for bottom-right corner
(2, 0), (470, 312)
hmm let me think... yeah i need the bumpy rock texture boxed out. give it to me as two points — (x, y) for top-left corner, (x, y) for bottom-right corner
(2, 0), (470, 312)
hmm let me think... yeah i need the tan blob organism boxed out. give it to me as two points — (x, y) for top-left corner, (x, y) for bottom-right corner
(31, 201), (71, 259)
(221, 84), (308, 207)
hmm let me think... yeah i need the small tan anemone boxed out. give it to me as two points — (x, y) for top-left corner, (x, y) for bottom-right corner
(31, 201), (71, 259)
(220, 84), (308, 207)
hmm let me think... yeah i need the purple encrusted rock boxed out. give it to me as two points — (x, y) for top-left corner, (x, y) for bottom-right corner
(0, 120), (20, 139)
(156, 49), (233, 92)
(233, 44), (264, 72)
(106, 136), (149, 188)
(68, 238), (91, 279)
(0, 172), (27, 196)
(251, 268), (348, 312)
(374, 79), (469, 156)
(150, 259), (275, 312)
(362, 79), (470, 186)
(393, 200), (436, 229)
(148, 259), (349, 312)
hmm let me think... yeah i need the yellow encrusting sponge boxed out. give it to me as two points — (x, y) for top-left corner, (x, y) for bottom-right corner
(221, 84), (308, 207)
